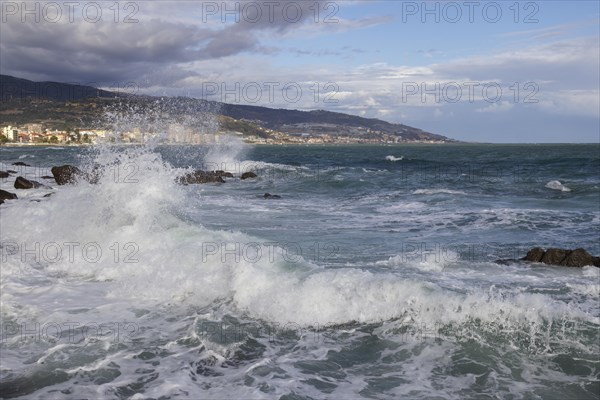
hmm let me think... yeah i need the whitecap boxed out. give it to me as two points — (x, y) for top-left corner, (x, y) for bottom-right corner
(545, 180), (571, 192)
(385, 155), (403, 162)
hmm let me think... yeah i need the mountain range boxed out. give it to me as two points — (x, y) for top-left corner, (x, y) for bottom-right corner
(0, 75), (452, 142)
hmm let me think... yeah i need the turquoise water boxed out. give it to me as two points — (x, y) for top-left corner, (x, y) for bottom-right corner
(0, 143), (599, 399)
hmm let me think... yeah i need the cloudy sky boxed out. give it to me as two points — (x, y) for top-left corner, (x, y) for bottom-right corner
(1, 0), (598, 142)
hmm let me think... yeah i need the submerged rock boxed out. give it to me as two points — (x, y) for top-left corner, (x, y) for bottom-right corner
(263, 193), (281, 199)
(51, 165), (81, 185)
(12, 161), (30, 166)
(494, 259), (517, 266)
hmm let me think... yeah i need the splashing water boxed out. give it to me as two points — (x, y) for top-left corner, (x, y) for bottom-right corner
(1, 111), (598, 400)
(203, 134), (249, 172)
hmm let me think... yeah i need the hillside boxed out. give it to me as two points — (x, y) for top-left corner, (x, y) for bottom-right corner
(0, 75), (452, 142)
(0, 75), (119, 101)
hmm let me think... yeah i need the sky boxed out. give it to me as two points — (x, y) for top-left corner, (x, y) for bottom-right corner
(0, 0), (599, 143)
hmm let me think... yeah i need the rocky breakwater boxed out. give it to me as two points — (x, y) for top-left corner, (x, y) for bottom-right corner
(497, 248), (600, 268)
(522, 247), (600, 268)
(177, 170), (255, 185)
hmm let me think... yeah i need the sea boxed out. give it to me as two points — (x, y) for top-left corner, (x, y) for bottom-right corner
(0, 142), (599, 399)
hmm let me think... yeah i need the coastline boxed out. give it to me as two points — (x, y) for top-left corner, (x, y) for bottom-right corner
(2, 142), (599, 148)
(0, 141), (454, 147)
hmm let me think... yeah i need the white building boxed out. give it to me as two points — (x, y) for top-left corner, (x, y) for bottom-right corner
(2, 126), (19, 141)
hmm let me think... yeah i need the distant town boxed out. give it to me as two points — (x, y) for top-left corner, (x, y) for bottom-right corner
(0, 122), (446, 146)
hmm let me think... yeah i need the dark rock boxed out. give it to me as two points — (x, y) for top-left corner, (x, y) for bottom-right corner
(51, 165), (81, 185)
(178, 170), (225, 184)
(519, 247), (600, 268)
(43, 193), (54, 198)
(541, 248), (569, 265)
(7, 170), (17, 173)
(0, 189), (18, 201)
(214, 170), (234, 178)
(263, 193), (281, 199)
(41, 175), (55, 180)
(241, 172), (257, 180)
(522, 247), (545, 262)
(14, 177), (27, 189)
(12, 161), (30, 166)
(0, 171), (9, 178)
(560, 248), (599, 268)
(14, 176), (46, 189)
(494, 259), (519, 265)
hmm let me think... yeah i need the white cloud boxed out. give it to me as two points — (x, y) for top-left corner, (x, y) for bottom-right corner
(536, 90), (600, 118)
(1, 5), (597, 141)
(476, 101), (514, 113)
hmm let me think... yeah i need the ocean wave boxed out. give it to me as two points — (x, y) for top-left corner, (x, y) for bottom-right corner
(2, 144), (599, 399)
(2, 146), (595, 330)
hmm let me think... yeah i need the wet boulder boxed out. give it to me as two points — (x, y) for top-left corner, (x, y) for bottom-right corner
(0, 171), (10, 178)
(178, 170), (225, 184)
(0, 189), (18, 203)
(540, 248), (570, 265)
(522, 247), (545, 262)
(560, 248), (600, 268)
(51, 165), (81, 185)
(241, 172), (257, 180)
(15, 176), (33, 189)
(214, 170), (234, 178)
(520, 247), (600, 268)
(14, 176), (47, 189)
